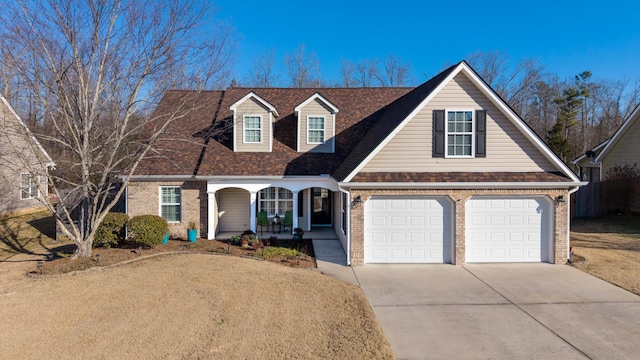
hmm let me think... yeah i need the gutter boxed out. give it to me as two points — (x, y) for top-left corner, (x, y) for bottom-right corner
(340, 181), (588, 189)
(129, 174), (339, 182)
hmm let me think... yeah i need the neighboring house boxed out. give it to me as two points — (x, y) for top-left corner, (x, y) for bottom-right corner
(572, 104), (640, 215)
(128, 61), (583, 266)
(0, 94), (54, 217)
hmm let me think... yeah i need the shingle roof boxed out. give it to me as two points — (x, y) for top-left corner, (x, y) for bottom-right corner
(134, 62), (572, 184)
(135, 87), (413, 178)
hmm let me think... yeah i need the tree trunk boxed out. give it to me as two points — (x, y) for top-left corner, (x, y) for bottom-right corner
(72, 236), (93, 259)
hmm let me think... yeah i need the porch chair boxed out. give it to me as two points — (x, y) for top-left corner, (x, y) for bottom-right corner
(257, 211), (269, 235)
(283, 210), (293, 231)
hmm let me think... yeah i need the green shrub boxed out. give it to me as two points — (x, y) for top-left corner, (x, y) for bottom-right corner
(260, 247), (300, 259)
(127, 215), (169, 248)
(94, 212), (129, 248)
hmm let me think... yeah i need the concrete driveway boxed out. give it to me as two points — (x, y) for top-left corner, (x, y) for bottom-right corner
(352, 264), (640, 360)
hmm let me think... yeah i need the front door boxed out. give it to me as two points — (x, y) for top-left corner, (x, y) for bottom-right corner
(312, 187), (332, 226)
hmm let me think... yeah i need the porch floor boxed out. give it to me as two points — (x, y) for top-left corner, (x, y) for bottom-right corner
(215, 226), (339, 241)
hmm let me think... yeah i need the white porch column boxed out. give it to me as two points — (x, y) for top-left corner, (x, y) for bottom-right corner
(291, 191), (299, 233)
(207, 191), (216, 239)
(249, 191), (257, 232)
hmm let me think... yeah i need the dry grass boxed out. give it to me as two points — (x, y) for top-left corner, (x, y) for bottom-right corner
(0, 212), (394, 359)
(571, 214), (640, 296)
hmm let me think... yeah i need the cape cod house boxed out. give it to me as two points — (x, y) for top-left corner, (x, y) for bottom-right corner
(127, 61), (583, 266)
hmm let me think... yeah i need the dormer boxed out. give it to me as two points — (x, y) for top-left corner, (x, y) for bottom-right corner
(230, 92), (278, 152)
(295, 93), (339, 153)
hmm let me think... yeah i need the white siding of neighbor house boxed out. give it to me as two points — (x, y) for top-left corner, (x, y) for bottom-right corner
(360, 72), (556, 173)
(234, 97), (271, 152)
(601, 114), (640, 178)
(298, 98), (334, 153)
(217, 188), (250, 232)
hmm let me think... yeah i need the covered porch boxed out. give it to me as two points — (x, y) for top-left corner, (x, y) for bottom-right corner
(215, 226), (339, 241)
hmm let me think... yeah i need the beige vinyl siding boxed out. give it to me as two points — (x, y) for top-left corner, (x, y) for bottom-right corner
(361, 73), (556, 173)
(234, 97), (271, 152)
(298, 99), (334, 153)
(217, 188), (250, 232)
(601, 116), (640, 178)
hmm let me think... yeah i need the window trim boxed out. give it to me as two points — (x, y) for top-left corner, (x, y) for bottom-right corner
(306, 115), (326, 144)
(444, 109), (475, 158)
(20, 173), (39, 200)
(258, 187), (293, 216)
(159, 186), (181, 223)
(243, 114), (262, 144)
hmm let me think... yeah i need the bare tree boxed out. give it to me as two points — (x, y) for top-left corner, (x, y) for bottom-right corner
(339, 59), (356, 87)
(355, 59), (379, 87)
(245, 49), (279, 87)
(0, 0), (236, 258)
(284, 44), (321, 88)
(379, 54), (413, 87)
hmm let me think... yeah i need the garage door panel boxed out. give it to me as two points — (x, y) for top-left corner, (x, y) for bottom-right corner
(390, 216), (406, 226)
(365, 197), (452, 264)
(466, 197), (552, 263)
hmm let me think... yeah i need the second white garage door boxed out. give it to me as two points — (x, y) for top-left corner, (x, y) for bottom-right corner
(465, 196), (553, 263)
(364, 196), (453, 264)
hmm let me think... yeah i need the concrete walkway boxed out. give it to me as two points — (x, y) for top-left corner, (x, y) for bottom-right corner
(311, 239), (359, 286)
(353, 264), (640, 360)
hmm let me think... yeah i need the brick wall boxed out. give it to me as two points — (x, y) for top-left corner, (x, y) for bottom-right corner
(127, 181), (207, 238)
(349, 188), (569, 266)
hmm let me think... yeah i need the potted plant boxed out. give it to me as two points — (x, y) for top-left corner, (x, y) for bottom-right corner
(293, 227), (304, 240)
(231, 235), (241, 246)
(241, 234), (250, 248)
(187, 221), (198, 242)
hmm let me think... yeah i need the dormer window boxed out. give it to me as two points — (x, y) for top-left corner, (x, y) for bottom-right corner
(295, 93), (339, 153)
(307, 116), (325, 144)
(243, 115), (262, 143)
(230, 92), (278, 152)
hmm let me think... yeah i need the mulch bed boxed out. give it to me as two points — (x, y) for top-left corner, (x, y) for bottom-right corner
(37, 238), (316, 275)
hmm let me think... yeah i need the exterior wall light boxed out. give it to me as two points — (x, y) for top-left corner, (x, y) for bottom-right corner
(351, 195), (363, 209)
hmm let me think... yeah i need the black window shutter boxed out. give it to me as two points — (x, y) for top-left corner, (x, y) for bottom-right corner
(476, 110), (486, 157)
(433, 110), (445, 158)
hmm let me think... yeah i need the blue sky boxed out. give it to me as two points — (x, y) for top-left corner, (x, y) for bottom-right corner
(216, 0), (640, 84)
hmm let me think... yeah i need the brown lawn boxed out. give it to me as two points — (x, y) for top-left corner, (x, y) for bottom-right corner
(570, 214), (640, 296)
(0, 212), (394, 359)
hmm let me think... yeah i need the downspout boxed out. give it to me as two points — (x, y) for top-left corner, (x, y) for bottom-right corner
(339, 187), (351, 266)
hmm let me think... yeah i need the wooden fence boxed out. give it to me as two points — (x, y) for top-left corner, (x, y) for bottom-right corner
(573, 178), (640, 217)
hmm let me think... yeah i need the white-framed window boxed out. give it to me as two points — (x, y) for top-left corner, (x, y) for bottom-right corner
(160, 186), (181, 222)
(243, 115), (262, 143)
(307, 116), (325, 144)
(258, 187), (293, 216)
(20, 173), (39, 200)
(446, 110), (474, 157)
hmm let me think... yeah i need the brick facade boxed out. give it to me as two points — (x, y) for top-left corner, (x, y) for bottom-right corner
(127, 181), (207, 238)
(349, 188), (569, 266)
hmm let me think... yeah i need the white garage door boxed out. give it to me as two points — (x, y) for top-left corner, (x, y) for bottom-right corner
(364, 196), (453, 264)
(465, 197), (552, 263)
